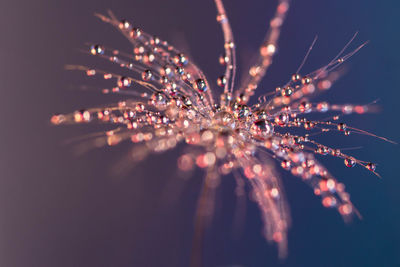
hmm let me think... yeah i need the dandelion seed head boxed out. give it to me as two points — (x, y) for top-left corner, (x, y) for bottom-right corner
(52, 0), (392, 259)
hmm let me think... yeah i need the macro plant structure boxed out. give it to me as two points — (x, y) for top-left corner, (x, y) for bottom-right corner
(51, 0), (393, 258)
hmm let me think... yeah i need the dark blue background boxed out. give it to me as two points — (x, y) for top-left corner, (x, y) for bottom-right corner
(1, 0), (399, 266)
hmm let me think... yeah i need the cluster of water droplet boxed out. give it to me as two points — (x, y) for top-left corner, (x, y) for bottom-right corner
(51, 3), (389, 258)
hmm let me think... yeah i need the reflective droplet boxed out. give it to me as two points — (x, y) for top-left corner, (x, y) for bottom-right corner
(142, 70), (153, 81)
(150, 36), (161, 46)
(195, 79), (207, 92)
(90, 45), (104, 55)
(174, 53), (188, 66)
(175, 66), (185, 76)
(344, 158), (356, 167)
(119, 20), (131, 30)
(316, 146), (329, 155)
(281, 86), (293, 97)
(281, 160), (291, 170)
(219, 53), (229, 65)
(291, 73), (301, 82)
(304, 121), (315, 130)
(217, 76), (227, 87)
(151, 93), (167, 110)
(275, 113), (289, 126)
(250, 120), (274, 138)
(316, 102), (329, 112)
(117, 77), (131, 88)
(236, 105), (251, 119)
(299, 101), (311, 113)
(337, 123), (346, 131)
(366, 162), (376, 171)
(130, 28), (141, 38)
(301, 76), (312, 85)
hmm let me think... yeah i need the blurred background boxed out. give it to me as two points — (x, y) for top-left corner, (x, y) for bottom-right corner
(1, 0), (399, 266)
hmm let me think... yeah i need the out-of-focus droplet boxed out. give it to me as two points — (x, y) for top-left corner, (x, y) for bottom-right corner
(119, 19), (131, 30)
(130, 27), (141, 38)
(117, 77), (131, 88)
(217, 76), (227, 87)
(281, 160), (291, 170)
(151, 93), (167, 110)
(90, 44), (104, 55)
(337, 123), (346, 131)
(219, 53), (229, 65)
(174, 53), (188, 66)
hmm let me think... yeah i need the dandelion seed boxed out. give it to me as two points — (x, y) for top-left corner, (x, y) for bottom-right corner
(52, 0), (392, 259)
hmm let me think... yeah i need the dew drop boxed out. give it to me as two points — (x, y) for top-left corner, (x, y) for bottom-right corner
(299, 101), (311, 113)
(142, 70), (153, 81)
(129, 28), (142, 38)
(217, 76), (227, 87)
(337, 123), (346, 131)
(301, 76), (312, 85)
(275, 113), (289, 126)
(366, 162), (376, 171)
(117, 77), (131, 88)
(195, 79), (207, 92)
(119, 20), (131, 30)
(281, 86), (293, 97)
(281, 160), (291, 170)
(250, 120), (274, 138)
(90, 44), (104, 55)
(344, 158), (356, 167)
(174, 53), (188, 66)
(291, 73), (301, 82)
(219, 53), (229, 65)
(151, 93), (167, 110)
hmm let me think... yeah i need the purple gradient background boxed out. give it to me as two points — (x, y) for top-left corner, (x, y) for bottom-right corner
(1, 0), (399, 266)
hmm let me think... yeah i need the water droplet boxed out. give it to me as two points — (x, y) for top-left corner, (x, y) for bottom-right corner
(151, 93), (167, 110)
(175, 66), (185, 76)
(129, 28), (141, 38)
(337, 123), (346, 131)
(281, 86), (293, 97)
(195, 79), (207, 92)
(316, 102), (329, 112)
(281, 160), (291, 170)
(304, 121), (315, 130)
(250, 120), (274, 138)
(174, 53), (188, 66)
(344, 158), (356, 167)
(275, 113), (289, 126)
(217, 76), (227, 87)
(291, 73), (301, 82)
(142, 70), (153, 81)
(219, 53), (229, 65)
(299, 101), (311, 113)
(366, 162), (376, 171)
(90, 45), (104, 55)
(119, 20), (131, 30)
(316, 146), (329, 155)
(117, 77), (131, 88)
(301, 76), (312, 85)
